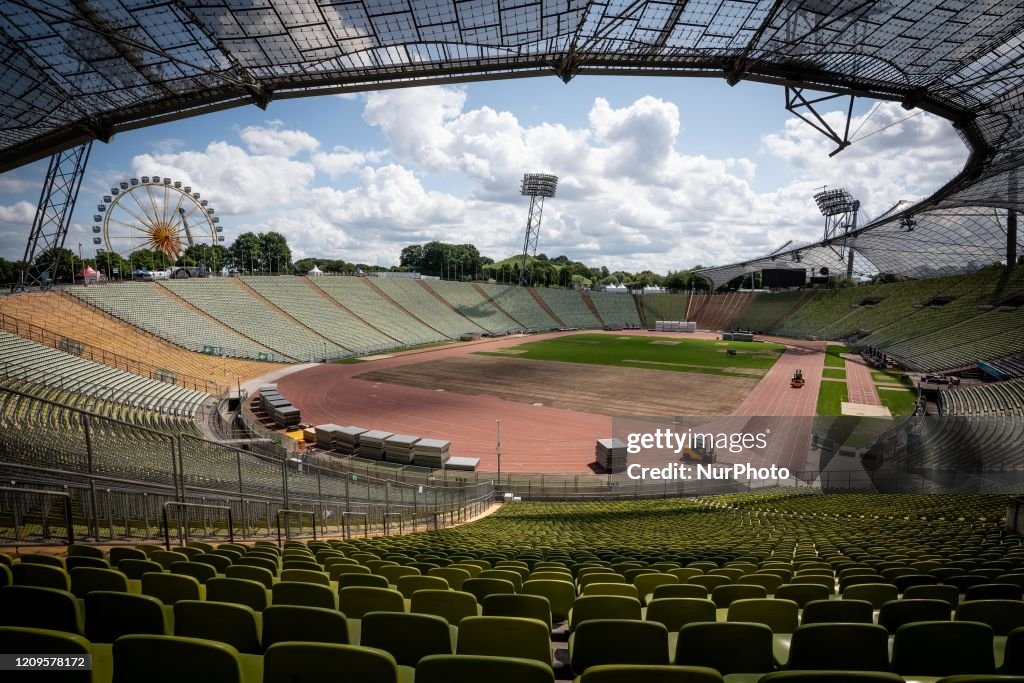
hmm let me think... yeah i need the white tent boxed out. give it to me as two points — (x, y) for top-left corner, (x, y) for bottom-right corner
(308, 265), (323, 277)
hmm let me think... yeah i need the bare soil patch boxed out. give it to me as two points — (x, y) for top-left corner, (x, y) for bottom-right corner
(355, 355), (757, 417)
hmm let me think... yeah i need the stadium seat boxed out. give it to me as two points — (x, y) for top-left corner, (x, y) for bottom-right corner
(361, 611), (453, 666)
(69, 567), (128, 598)
(170, 561), (217, 585)
(458, 615), (552, 665)
(786, 623), (890, 671)
(891, 621), (996, 676)
(12, 563), (70, 591)
(396, 575), (449, 598)
(674, 622), (774, 674)
(429, 567), (472, 590)
(955, 600), (1024, 636)
(415, 654), (555, 683)
(570, 619), (670, 674)
(173, 600), (261, 654)
(569, 595), (642, 631)
(759, 672), (904, 683)
(523, 579), (576, 621)
(0, 626), (95, 683)
(482, 593), (553, 630)
(903, 583), (960, 607)
(712, 583), (767, 608)
(338, 586), (406, 619)
(261, 605), (350, 649)
(801, 599), (874, 625)
(271, 581), (336, 610)
(878, 598), (952, 633)
(205, 577), (268, 612)
(118, 559), (163, 580)
(85, 591), (167, 642)
(411, 589), (479, 625)
(142, 572), (201, 605)
(224, 565), (274, 589)
(576, 664), (724, 683)
(112, 634), (252, 683)
(727, 598), (799, 633)
(0, 585), (82, 634)
(774, 584), (830, 608)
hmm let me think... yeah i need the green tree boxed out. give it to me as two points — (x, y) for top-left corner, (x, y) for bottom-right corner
(260, 231), (291, 273)
(177, 243), (229, 271)
(400, 244), (424, 270)
(31, 247), (78, 282)
(230, 232), (263, 273)
(94, 251), (125, 279)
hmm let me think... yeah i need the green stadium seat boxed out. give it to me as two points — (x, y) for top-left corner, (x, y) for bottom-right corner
(416, 654), (555, 683)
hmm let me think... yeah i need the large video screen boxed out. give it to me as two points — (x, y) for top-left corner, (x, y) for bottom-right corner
(762, 268), (807, 288)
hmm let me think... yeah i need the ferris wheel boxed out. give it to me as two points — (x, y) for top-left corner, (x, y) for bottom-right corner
(92, 176), (223, 262)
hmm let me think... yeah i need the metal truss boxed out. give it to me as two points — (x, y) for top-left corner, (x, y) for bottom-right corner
(14, 142), (92, 292)
(519, 195), (546, 287)
(1, 2), (1024, 277)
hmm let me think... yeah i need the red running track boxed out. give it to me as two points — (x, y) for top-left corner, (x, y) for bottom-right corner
(845, 355), (882, 406)
(278, 331), (828, 473)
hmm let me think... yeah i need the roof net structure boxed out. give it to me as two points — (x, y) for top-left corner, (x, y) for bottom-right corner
(1, 1), (1023, 274)
(696, 206), (1024, 289)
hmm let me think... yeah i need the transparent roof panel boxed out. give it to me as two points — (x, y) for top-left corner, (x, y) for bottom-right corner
(0, 0), (1022, 276)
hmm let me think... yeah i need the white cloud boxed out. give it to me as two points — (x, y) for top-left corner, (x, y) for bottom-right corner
(312, 147), (385, 179)
(129, 141), (317, 215)
(0, 201), (35, 224)
(761, 101), (967, 220)
(22, 87), (964, 274)
(239, 125), (319, 157)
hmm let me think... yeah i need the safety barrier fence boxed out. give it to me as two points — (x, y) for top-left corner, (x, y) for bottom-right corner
(0, 385), (494, 546)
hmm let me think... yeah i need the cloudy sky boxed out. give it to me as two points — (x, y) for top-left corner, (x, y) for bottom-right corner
(0, 76), (968, 273)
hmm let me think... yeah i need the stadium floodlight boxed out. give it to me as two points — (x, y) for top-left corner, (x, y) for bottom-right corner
(518, 173), (558, 286)
(812, 186), (861, 279)
(520, 173), (558, 199)
(813, 188), (857, 217)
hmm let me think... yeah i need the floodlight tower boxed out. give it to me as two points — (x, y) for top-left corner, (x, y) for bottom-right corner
(518, 173), (558, 286)
(813, 187), (860, 280)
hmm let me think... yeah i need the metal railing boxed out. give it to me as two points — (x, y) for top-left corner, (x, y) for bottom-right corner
(0, 384), (495, 547)
(0, 486), (76, 545)
(276, 509), (316, 544)
(163, 501), (234, 549)
(342, 511), (368, 540)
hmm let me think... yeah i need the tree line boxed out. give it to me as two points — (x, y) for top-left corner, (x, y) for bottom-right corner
(0, 233), (730, 292)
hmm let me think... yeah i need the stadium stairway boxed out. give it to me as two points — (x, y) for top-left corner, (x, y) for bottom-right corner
(527, 287), (567, 327)
(578, 291), (605, 326)
(471, 283), (528, 329)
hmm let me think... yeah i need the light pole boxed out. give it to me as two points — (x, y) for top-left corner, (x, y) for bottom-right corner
(496, 419), (502, 491)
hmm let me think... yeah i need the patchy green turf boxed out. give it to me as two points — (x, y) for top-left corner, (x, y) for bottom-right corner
(878, 387), (920, 416)
(816, 380), (849, 416)
(822, 368), (847, 380)
(824, 344), (851, 368)
(475, 333), (786, 378)
(872, 370), (913, 386)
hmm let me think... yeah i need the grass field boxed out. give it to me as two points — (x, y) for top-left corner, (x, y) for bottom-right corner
(822, 368), (847, 380)
(476, 334), (786, 378)
(879, 387), (919, 416)
(817, 381), (849, 416)
(872, 370), (913, 385)
(824, 344), (851, 368)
